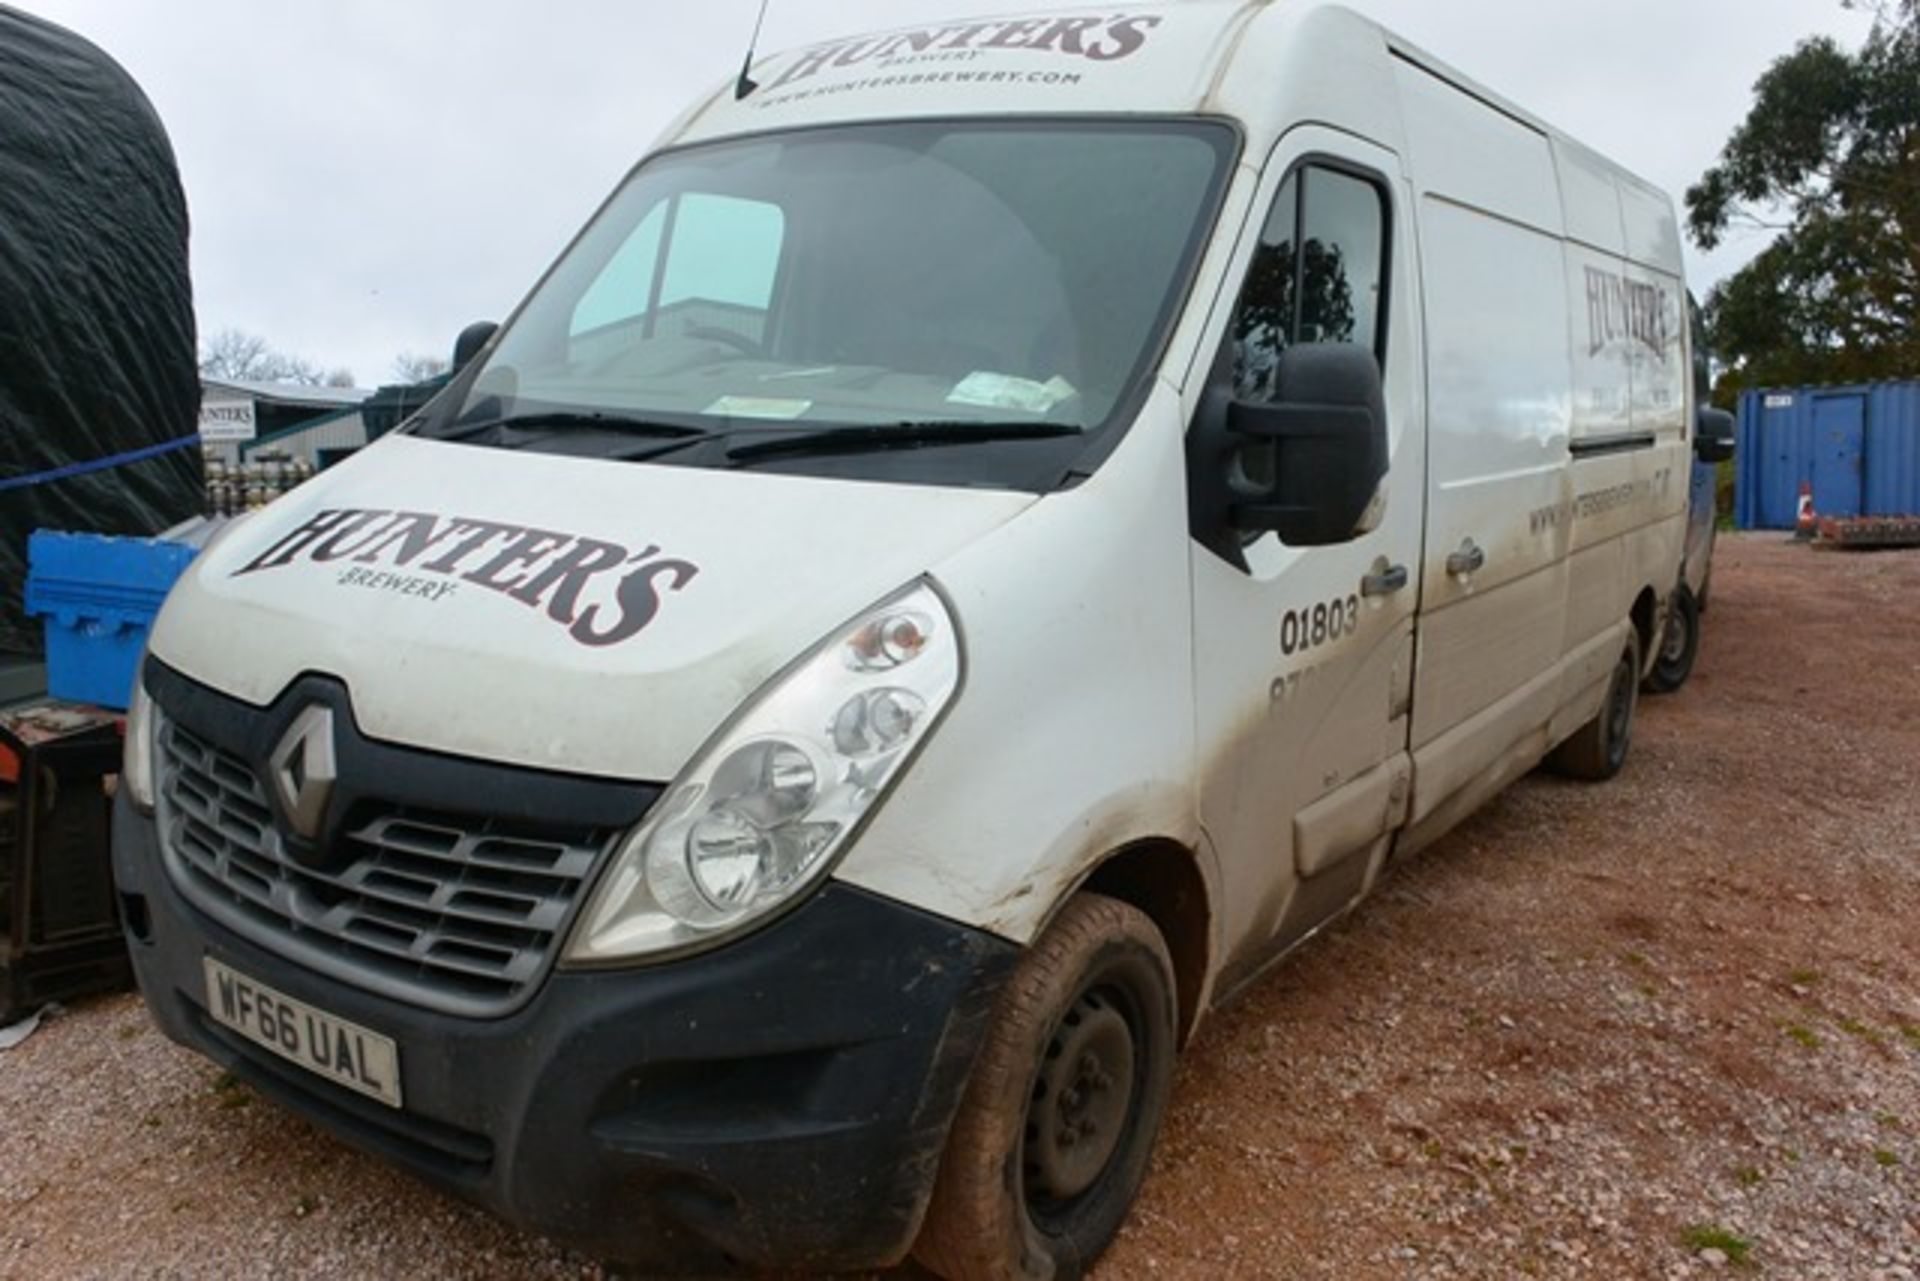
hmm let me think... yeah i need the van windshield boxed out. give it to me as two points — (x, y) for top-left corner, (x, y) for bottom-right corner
(425, 119), (1235, 488)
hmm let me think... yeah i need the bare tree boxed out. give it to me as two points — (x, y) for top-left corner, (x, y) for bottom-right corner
(197, 328), (274, 381)
(323, 367), (358, 388)
(198, 327), (338, 386)
(392, 351), (451, 383)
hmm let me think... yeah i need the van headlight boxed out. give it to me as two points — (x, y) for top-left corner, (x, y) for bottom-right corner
(124, 669), (159, 814)
(564, 580), (962, 964)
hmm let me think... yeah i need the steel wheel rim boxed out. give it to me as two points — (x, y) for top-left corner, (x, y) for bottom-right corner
(1023, 985), (1140, 1211)
(1661, 615), (1688, 665)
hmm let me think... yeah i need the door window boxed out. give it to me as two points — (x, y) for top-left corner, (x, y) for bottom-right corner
(1229, 164), (1388, 402)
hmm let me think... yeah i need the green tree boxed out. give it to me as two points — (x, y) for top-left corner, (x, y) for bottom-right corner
(1687, 0), (1919, 399)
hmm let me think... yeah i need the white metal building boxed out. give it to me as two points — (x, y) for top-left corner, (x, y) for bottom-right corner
(197, 379), (373, 468)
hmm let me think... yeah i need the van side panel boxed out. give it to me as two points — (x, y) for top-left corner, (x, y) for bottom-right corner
(1625, 259), (1689, 442)
(1618, 175), (1688, 277)
(1395, 59), (1574, 813)
(1392, 52), (1684, 846)
(1392, 58), (1562, 235)
(1619, 175), (1693, 627)
(1561, 183), (1689, 680)
(1564, 241), (1640, 447)
(1554, 138), (1629, 257)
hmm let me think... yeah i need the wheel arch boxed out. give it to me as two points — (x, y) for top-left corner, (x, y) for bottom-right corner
(1068, 839), (1215, 1047)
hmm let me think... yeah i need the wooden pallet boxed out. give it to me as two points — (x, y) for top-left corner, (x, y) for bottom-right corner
(1814, 516), (1920, 549)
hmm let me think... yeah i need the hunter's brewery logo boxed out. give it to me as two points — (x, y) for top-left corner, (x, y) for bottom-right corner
(234, 508), (700, 649)
(1585, 268), (1673, 361)
(760, 13), (1165, 93)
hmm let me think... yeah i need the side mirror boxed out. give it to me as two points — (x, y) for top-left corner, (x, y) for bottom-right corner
(1695, 406), (1735, 464)
(452, 320), (499, 372)
(1225, 344), (1388, 546)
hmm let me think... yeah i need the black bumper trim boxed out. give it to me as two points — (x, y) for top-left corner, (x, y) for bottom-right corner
(186, 1001), (496, 1175)
(115, 793), (1017, 1271)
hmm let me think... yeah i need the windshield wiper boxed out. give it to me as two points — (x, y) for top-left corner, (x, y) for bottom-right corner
(434, 409), (710, 444)
(725, 420), (1082, 463)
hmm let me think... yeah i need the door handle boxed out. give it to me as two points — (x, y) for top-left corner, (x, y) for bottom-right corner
(1446, 541), (1486, 577)
(1361, 562), (1409, 597)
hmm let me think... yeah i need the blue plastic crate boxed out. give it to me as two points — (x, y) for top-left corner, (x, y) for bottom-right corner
(23, 531), (198, 710)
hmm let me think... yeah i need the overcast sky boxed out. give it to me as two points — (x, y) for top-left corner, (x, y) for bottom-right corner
(16, 0), (1876, 388)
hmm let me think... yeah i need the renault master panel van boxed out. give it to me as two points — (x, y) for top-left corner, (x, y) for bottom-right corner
(115, 3), (1702, 1274)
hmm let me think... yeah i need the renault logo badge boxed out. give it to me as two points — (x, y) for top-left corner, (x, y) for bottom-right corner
(270, 705), (337, 841)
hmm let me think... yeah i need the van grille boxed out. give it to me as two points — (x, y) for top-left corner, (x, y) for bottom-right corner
(155, 717), (614, 1016)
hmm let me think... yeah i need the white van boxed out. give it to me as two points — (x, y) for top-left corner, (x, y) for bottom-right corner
(115, 4), (1702, 1275)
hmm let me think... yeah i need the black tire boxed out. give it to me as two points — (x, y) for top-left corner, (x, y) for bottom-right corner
(1549, 630), (1641, 780)
(1643, 585), (1699, 694)
(914, 894), (1177, 1281)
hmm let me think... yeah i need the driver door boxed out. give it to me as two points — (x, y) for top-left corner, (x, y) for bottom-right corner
(1187, 129), (1425, 992)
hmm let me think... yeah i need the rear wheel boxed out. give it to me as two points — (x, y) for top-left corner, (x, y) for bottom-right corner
(1550, 630), (1641, 780)
(1643, 585), (1699, 694)
(915, 894), (1177, 1281)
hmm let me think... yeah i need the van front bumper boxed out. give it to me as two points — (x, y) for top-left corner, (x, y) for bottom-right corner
(113, 792), (1017, 1272)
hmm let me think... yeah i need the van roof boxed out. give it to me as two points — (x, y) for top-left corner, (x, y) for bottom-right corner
(672, 4), (1651, 177)
(663, 1), (1675, 265)
(671, 0), (1260, 144)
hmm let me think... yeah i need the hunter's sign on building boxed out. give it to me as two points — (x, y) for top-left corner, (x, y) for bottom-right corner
(198, 395), (257, 443)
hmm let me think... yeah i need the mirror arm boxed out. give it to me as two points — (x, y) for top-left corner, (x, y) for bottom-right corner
(1185, 372), (1254, 570)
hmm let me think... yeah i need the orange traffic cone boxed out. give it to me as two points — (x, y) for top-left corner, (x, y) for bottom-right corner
(1795, 482), (1816, 540)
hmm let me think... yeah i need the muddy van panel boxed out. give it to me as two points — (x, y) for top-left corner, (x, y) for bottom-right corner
(119, 3), (1694, 1273)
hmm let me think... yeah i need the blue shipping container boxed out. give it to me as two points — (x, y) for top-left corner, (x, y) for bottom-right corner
(1736, 380), (1920, 529)
(23, 530), (197, 710)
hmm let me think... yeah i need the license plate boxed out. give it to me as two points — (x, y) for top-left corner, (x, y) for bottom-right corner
(202, 957), (403, 1109)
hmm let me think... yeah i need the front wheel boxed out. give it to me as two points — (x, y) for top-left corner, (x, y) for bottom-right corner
(1643, 585), (1699, 694)
(914, 894), (1177, 1281)
(1549, 630), (1641, 780)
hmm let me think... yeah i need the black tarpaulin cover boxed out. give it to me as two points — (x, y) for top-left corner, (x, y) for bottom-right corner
(0, 5), (200, 659)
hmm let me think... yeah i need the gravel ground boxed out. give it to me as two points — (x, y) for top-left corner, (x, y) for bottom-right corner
(2, 533), (1917, 1279)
